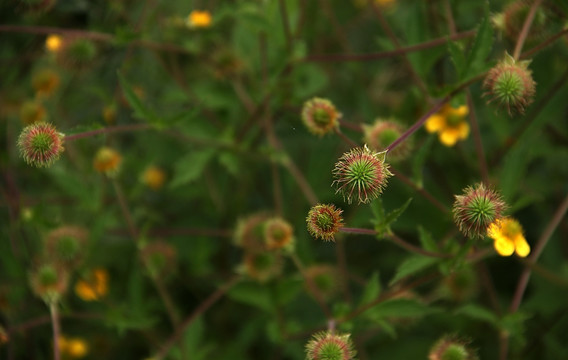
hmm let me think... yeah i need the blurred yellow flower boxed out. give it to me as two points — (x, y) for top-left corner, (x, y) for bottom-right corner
(19, 100), (47, 125)
(32, 69), (60, 98)
(93, 147), (122, 175)
(141, 165), (166, 190)
(102, 104), (116, 125)
(45, 34), (63, 52)
(186, 10), (212, 28)
(75, 268), (109, 301)
(487, 217), (530, 257)
(425, 104), (470, 147)
(59, 335), (88, 358)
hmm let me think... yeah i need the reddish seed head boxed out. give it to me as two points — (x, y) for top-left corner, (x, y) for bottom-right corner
(332, 145), (392, 204)
(17, 122), (65, 168)
(306, 331), (356, 360)
(301, 97), (342, 136)
(306, 204), (344, 242)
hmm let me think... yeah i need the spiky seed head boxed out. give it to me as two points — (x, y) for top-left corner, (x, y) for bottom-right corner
(301, 97), (342, 136)
(243, 251), (282, 283)
(45, 226), (88, 269)
(263, 217), (294, 251)
(363, 119), (411, 162)
(429, 335), (478, 360)
(234, 213), (270, 250)
(453, 183), (507, 239)
(483, 53), (536, 115)
(306, 204), (344, 242)
(18, 122), (65, 168)
(57, 37), (97, 69)
(442, 265), (479, 303)
(29, 263), (69, 304)
(306, 331), (356, 360)
(19, 100), (48, 125)
(332, 145), (392, 204)
(140, 241), (178, 279)
(502, 1), (547, 42)
(304, 265), (340, 300)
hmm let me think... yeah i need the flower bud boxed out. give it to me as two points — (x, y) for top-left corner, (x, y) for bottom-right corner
(306, 204), (344, 242)
(140, 241), (178, 279)
(429, 335), (477, 360)
(93, 147), (122, 176)
(263, 217), (294, 250)
(242, 251), (282, 283)
(29, 263), (69, 304)
(301, 97), (342, 136)
(453, 183), (507, 239)
(18, 122), (65, 168)
(332, 145), (392, 204)
(363, 119), (411, 161)
(45, 226), (88, 269)
(483, 53), (536, 115)
(32, 69), (60, 98)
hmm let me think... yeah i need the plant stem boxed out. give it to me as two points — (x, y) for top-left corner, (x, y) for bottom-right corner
(334, 127), (359, 148)
(466, 90), (489, 184)
(65, 124), (151, 141)
(389, 167), (449, 213)
(111, 180), (138, 240)
(512, 0), (545, 60)
(303, 30), (475, 63)
(290, 253), (333, 319)
(520, 28), (568, 59)
(154, 276), (242, 360)
(49, 302), (61, 360)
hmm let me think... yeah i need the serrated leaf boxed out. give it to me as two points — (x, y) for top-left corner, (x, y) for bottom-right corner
(371, 198), (412, 238)
(170, 149), (215, 188)
(463, 14), (493, 78)
(385, 198), (413, 226)
(273, 277), (303, 306)
(448, 40), (466, 80)
(411, 135), (433, 187)
(359, 272), (381, 306)
(455, 304), (499, 325)
(418, 226), (439, 252)
(118, 72), (162, 128)
(390, 255), (438, 285)
(366, 298), (439, 321)
(227, 281), (274, 312)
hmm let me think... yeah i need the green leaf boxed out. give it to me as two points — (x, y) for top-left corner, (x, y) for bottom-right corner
(366, 298), (440, 321)
(272, 277), (303, 306)
(448, 40), (466, 80)
(117, 72), (162, 128)
(417, 226), (439, 252)
(170, 149), (216, 188)
(385, 198), (413, 227)
(227, 281), (274, 312)
(371, 198), (413, 238)
(455, 303), (499, 325)
(411, 135), (433, 187)
(463, 14), (493, 78)
(359, 272), (381, 306)
(390, 255), (438, 285)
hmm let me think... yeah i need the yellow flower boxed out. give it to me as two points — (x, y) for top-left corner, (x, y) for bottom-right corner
(59, 335), (89, 358)
(75, 268), (109, 301)
(425, 104), (470, 147)
(45, 35), (63, 53)
(141, 165), (166, 190)
(487, 217), (530, 257)
(93, 147), (122, 176)
(186, 10), (212, 28)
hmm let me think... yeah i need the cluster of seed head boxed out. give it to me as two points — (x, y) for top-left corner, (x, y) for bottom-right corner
(306, 331), (356, 360)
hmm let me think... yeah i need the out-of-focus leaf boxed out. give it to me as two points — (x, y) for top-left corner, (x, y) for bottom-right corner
(118, 72), (163, 128)
(227, 281), (274, 312)
(170, 149), (216, 188)
(417, 226), (439, 252)
(463, 13), (493, 78)
(455, 303), (499, 325)
(359, 271), (381, 306)
(390, 255), (438, 285)
(366, 298), (440, 321)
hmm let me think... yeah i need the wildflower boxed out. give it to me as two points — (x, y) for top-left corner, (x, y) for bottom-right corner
(263, 217), (294, 250)
(29, 263), (69, 304)
(425, 104), (470, 147)
(332, 145), (392, 204)
(483, 53), (536, 115)
(93, 147), (122, 176)
(75, 268), (109, 301)
(59, 335), (89, 358)
(243, 251), (282, 283)
(141, 165), (166, 190)
(19, 100), (48, 125)
(363, 119), (411, 161)
(301, 97), (342, 136)
(45, 34), (63, 52)
(453, 183), (507, 239)
(102, 104), (117, 124)
(45, 226), (88, 269)
(32, 69), (60, 98)
(429, 335), (477, 360)
(306, 204), (344, 241)
(186, 10), (212, 28)
(18, 122), (65, 168)
(306, 331), (356, 360)
(234, 213), (270, 250)
(487, 217), (530, 257)
(140, 241), (177, 279)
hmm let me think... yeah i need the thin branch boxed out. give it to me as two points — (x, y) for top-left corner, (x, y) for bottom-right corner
(520, 28), (568, 59)
(112, 180), (138, 240)
(278, 0), (292, 51)
(49, 303), (61, 360)
(466, 90), (489, 184)
(513, 0), (545, 60)
(389, 167), (449, 213)
(290, 253), (333, 319)
(65, 124), (151, 141)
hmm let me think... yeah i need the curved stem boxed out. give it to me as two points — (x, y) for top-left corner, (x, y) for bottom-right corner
(290, 253), (333, 319)
(49, 302), (61, 360)
(65, 124), (151, 141)
(512, 0), (544, 60)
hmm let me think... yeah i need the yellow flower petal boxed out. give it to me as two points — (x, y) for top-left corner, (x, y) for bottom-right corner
(425, 115), (445, 133)
(439, 129), (459, 147)
(453, 105), (469, 117)
(494, 237), (515, 256)
(514, 235), (530, 257)
(457, 121), (470, 140)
